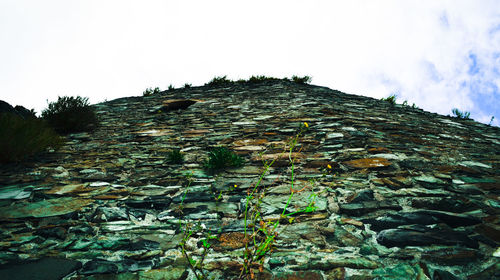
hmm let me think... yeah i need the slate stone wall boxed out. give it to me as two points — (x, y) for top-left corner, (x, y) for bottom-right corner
(0, 80), (499, 279)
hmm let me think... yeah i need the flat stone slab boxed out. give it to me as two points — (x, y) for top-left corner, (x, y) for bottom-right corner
(0, 258), (81, 280)
(160, 99), (198, 111)
(0, 197), (92, 219)
(377, 225), (479, 248)
(344, 157), (392, 169)
(363, 210), (481, 231)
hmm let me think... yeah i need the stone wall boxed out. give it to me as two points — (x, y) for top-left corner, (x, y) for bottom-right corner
(0, 80), (499, 279)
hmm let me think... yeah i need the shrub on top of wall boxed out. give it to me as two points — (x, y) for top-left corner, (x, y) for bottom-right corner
(143, 87), (160, 96)
(246, 75), (280, 84)
(0, 113), (63, 163)
(205, 76), (234, 87)
(42, 96), (98, 134)
(291, 75), (312, 84)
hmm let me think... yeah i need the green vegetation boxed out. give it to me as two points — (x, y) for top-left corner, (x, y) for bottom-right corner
(246, 75), (280, 84)
(184, 83), (192, 89)
(166, 149), (184, 164)
(237, 122), (316, 278)
(41, 96), (98, 134)
(168, 84), (175, 91)
(0, 113), (63, 163)
(381, 94), (397, 105)
(401, 100), (419, 109)
(202, 75), (312, 88)
(451, 108), (471, 119)
(291, 75), (312, 84)
(489, 116), (495, 126)
(177, 122), (321, 279)
(179, 222), (218, 279)
(177, 172), (216, 279)
(143, 87), (160, 96)
(381, 95), (420, 109)
(204, 146), (243, 174)
(205, 75), (233, 87)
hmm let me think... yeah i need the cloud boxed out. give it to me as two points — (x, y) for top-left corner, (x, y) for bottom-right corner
(349, 1), (500, 126)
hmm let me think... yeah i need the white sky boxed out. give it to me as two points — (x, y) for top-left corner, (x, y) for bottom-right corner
(1, 0), (499, 126)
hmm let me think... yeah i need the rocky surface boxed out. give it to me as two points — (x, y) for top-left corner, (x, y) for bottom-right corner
(0, 79), (499, 279)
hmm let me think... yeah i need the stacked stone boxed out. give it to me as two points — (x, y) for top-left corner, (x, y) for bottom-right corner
(0, 80), (498, 279)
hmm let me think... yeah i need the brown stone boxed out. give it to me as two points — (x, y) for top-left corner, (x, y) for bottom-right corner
(233, 139), (269, 146)
(340, 218), (364, 227)
(467, 263), (500, 280)
(263, 132), (279, 136)
(134, 129), (172, 137)
(160, 99), (198, 111)
(254, 152), (305, 161)
(212, 232), (247, 251)
(344, 158), (391, 169)
(44, 184), (92, 195)
(183, 129), (210, 134)
(371, 176), (410, 189)
(326, 267), (346, 280)
(258, 271), (324, 280)
(0, 197), (92, 219)
(475, 182), (500, 191)
(182, 129), (211, 137)
(233, 146), (266, 151)
(368, 147), (391, 154)
(421, 248), (481, 265)
(475, 223), (500, 243)
(303, 160), (334, 169)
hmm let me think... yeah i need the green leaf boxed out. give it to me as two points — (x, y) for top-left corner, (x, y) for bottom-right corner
(202, 239), (211, 248)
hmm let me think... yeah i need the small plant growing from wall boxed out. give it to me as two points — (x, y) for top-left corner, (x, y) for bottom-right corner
(381, 94), (397, 105)
(166, 149), (184, 164)
(204, 146), (243, 174)
(178, 122), (321, 279)
(402, 100), (420, 109)
(291, 75), (312, 84)
(143, 87), (160, 96)
(451, 108), (471, 119)
(42, 96), (98, 134)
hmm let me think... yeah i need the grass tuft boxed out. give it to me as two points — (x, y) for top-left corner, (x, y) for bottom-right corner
(451, 108), (471, 119)
(143, 87), (160, 96)
(166, 149), (184, 164)
(381, 94), (397, 105)
(204, 146), (243, 173)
